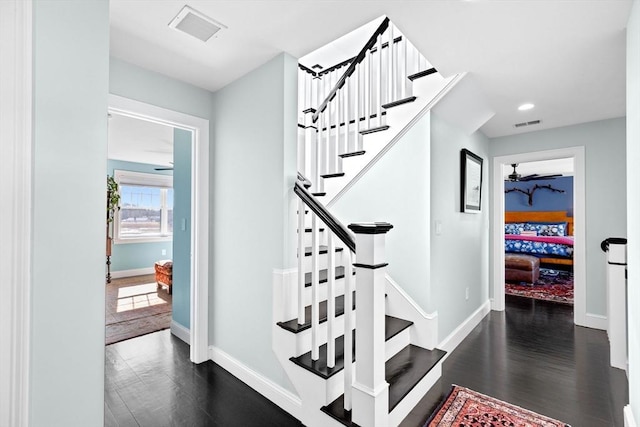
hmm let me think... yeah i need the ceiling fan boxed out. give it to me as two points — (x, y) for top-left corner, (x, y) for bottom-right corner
(154, 162), (173, 171)
(506, 163), (562, 182)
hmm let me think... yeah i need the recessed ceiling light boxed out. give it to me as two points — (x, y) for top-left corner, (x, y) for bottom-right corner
(518, 103), (535, 111)
(168, 6), (227, 42)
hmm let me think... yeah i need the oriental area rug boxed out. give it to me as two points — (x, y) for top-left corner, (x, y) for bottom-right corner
(505, 268), (574, 305)
(426, 385), (571, 427)
(105, 274), (172, 345)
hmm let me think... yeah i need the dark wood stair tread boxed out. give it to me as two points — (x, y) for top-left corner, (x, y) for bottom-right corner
(381, 96), (417, 110)
(320, 345), (447, 425)
(312, 192), (326, 197)
(302, 246), (344, 256)
(289, 316), (413, 379)
(408, 67), (437, 81)
(320, 172), (345, 179)
(360, 125), (390, 135)
(277, 292), (356, 333)
(339, 150), (366, 158)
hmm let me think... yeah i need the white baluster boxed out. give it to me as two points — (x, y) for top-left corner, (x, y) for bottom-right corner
(345, 77), (351, 154)
(376, 35), (383, 127)
(388, 25), (394, 105)
(318, 112), (325, 181)
(401, 33), (408, 99)
(311, 214), (320, 361)
(336, 87), (341, 164)
(326, 232), (336, 368)
(364, 52), (371, 131)
(343, 250), (354, 411)
(354, 63), (362, 152)
(297, 198), (306, 325)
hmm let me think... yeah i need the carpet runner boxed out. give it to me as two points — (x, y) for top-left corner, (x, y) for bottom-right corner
(505, 268), (573, 305)
(105, 274), (172, 345)
(426, 385), (570, 427)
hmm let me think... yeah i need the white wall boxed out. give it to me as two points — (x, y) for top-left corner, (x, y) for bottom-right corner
(490, 118), (626, 317)
(430, 113), (490, 339)
(627, 0), (640, 423)
(210, 53), (298, 388)
(332, 113), (432, 311)
(31, 1), (109, 425)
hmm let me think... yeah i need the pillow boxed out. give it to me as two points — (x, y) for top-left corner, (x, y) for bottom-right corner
(520, 230), (537, 236)
(523, 222), (567, 236)
(505, 223), (525, 235)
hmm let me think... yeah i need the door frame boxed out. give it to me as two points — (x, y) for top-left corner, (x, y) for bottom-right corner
(491, 146), (587, 327)
(108, 94), (210, 363)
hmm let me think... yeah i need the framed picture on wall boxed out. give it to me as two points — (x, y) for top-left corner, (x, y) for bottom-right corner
(461, 148), (483, 213)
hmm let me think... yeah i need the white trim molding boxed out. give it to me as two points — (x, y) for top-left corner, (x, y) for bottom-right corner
(209, 346), (302, 419)
(492, 147), (587, 328)
(438, 300), (491, 353)
(110, 267), (155, 279)
(0, 1), (32, 425)
(625, 405), (638, 427)
(171, 320), (191, 345)
(109, 94), (210, 363)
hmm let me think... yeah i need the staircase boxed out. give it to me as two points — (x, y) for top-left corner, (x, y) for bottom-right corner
(273, 17), (457, 427)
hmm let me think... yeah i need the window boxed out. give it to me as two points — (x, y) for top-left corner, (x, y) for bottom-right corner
(114, 170), (173, 243)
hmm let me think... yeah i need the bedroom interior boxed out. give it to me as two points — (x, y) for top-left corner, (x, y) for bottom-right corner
(504, 159), (575, 305)
(105, 114), (176, 344)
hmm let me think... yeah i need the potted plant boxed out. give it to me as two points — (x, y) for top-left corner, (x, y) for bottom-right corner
(106, 175), (121, 283)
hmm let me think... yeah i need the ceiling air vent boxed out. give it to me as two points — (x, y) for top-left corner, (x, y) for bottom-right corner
(514, 120), (541, 128)
(168, 6), (227, 42)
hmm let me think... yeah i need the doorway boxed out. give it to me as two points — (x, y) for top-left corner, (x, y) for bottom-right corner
(108, 94), (210, 363)
(492, 147), (587, 326)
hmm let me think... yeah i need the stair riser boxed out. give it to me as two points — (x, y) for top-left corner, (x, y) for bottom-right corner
(303, 251), (345, 271)
(388, 363), (442, 426)
(385, 327), (411, 362)
(295, 311), (354, 356)
(302, 278), (346, 306)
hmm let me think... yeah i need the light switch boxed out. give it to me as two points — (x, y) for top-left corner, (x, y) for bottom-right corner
(181, 218), (187, 231)
(435, 220), (442, 236)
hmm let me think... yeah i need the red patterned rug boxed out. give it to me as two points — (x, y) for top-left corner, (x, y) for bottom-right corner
(505, 268), (573, 305)
(426, 385), (570, 427)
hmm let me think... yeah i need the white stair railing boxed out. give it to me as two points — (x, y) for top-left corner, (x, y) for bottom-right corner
(297, 17), (434, 196)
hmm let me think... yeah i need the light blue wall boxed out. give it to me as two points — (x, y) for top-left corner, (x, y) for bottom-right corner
(504, 176), (574, 213)
(107, 159), (173, 272)
(332, 113), (432, 311)
(430, 113), (490, 340)
(210, 53), (298, 388)
(32, 1), (109, 425)
(627, 0), (640, 421)
(172, 128), (192, 328)
(490, 118), (626, 316)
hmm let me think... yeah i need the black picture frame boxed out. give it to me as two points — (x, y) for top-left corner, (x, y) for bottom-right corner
(461, 149), (483, 213)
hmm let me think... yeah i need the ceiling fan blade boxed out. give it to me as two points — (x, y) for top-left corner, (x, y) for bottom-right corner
(154, 167), (173, 171)
(518, 174), (540, 181)
(525, 173), (563, 181)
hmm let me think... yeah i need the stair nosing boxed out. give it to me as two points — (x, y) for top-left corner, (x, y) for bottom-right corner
(381, 96), (417, 110)
(360, 125), (390, 135)
(339, 150), (366, 158)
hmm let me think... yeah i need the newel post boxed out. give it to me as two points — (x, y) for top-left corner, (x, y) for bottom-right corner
(348, 222), (393, 427)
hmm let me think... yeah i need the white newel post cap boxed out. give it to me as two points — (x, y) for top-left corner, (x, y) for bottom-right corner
(348, 222), (394, 267)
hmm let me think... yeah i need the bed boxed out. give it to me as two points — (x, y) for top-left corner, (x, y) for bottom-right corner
(505, 211), (574, 267)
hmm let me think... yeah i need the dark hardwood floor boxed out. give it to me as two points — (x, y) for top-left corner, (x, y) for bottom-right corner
(400, 295), (629, 427)
(104, 331), (303, 427)
(106, 295), (628, 427)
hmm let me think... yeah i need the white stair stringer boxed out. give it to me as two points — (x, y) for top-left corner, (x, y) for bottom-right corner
(324, 72), (466, 208)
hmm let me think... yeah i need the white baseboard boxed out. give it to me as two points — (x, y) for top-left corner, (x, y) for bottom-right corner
(625, 405), (637, 427)
(171, 320), (190, 345)
(209, 346), (302, 419)
(110, 267), (154, 279)
(438, 300), (491, 353)
(583, 313), (607, 331)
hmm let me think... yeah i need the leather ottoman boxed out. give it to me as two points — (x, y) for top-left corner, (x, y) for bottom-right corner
(154, 260), (173, 294)
(505, 254), (540, 284)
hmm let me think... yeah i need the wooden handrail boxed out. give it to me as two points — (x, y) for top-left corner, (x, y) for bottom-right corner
(294, 181), (355, 253)
(312, 17), (390, 123)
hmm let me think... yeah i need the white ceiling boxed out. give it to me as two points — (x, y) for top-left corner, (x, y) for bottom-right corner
(108, 113), (174, 166)
(110, 0), (631, 139)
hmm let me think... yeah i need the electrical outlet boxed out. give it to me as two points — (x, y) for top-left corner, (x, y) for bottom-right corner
(465, 287), (469, 300)
(162, 249), (167, 256)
